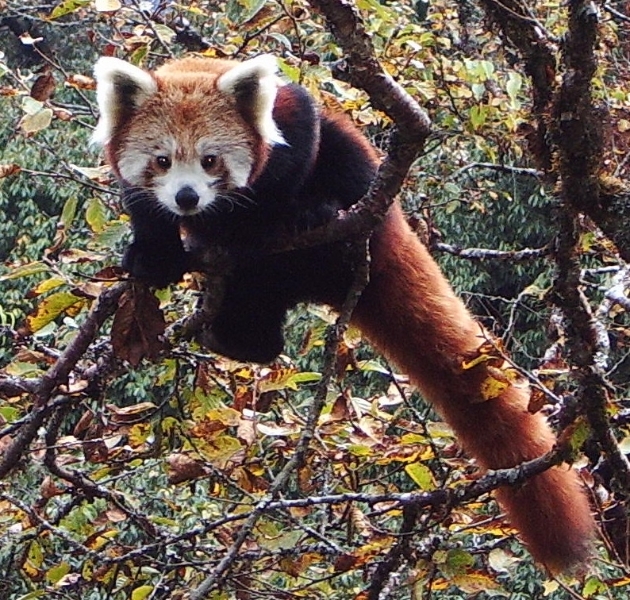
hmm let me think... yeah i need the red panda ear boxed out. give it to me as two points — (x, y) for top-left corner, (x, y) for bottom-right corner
(92, 57), (158, 146)
(216, 55), (286, 147)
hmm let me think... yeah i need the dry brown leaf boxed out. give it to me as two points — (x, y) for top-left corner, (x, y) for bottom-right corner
(111, 284), (166, 366)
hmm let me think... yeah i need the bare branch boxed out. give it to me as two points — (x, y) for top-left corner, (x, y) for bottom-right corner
(435, 242), (549, 262)
(449, 161), (544, 180)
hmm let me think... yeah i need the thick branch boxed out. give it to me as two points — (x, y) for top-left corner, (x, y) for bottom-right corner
(551, 0), (602, 214)
(479, 0), (557, 172)
(0, 281), (128, 480)
(307, 0), (431, 224)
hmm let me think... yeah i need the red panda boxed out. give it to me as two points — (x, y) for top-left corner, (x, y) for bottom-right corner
(93, 54), (596, 573)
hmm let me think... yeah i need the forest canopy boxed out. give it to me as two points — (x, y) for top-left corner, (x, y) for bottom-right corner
(2, 0), (630, 599)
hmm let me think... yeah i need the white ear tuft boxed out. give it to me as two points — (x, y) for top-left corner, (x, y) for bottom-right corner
(216, 55), (286, 146)
(91, 57), (158, 146)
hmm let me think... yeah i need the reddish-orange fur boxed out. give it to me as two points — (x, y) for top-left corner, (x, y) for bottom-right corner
(352, 203), (596, 572)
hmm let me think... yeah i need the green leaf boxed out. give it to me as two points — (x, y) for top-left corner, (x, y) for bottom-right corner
(568, 417), (591, 454)
(48, 0), (90, 20)
(4, 361), (44, 378)
(356, 0), (394, 20)
(0, 406), (20, 421)
(348, 444), (373, 456)
(130, 45), (149, 66)
(21, 97), (44, 115)
(0, 261), (49, 281)
(582, 576), (607, 597)
(239, 0), (267, 22)
(60, 196), (78, 229)
(480, 60), (494, 79)
(506, 72), (523, 105)
(85, 197), (108, 233)
(444, 548), (475, 574)
(356, 359), (389, 375)
(28, 541), (44, 567)
(46, 562), (71, 584)
(443, 182), (461, 196)
(471, 83), (485, 100)
(153, 24), (175, 43)
(285, 371), (322, 389)
(94, 220), (129, 247)
(268, 33), (293, 50)
(469, 105), (487, 129)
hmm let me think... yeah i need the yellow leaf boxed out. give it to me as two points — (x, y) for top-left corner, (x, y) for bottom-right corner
(207, 407), (241, 426)
(86, 530), (118, 550)
(128, 423), (152, 447)
(30, 277), (66, 296)
(479, 365), (518, 401)
(85, 197), (108, 233)
(81, 559), (94, 580)
(461, 353), (492, 370)
(347, 444), (373, 456)
(0, 261), (49, 281)
(198, 435), (242, 468)
(26, 291), (85, 333)
(131, 585), (154, 600)
(479, 375), (509, 401)
(543, 580), (559, 595)
(23, 541), (44, 577)
(400, 433), (427, 445)
(49, 0), (90, 20)
(451, 573), (503, 593)
(404, 462), (435, 491)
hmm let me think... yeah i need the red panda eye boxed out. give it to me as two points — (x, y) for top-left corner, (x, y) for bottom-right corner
(201, 155), (217, 170)
(156, 156), (171, 169)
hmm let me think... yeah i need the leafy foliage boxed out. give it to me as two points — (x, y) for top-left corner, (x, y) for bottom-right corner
(2, 1), (630, 599)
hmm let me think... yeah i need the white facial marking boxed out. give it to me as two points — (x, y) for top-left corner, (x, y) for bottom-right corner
(155, 161), (218, 216)
(223, 148), (255, 188)
(92, 57), (158, 147)
(217, 55), (286, 147)
(119, 153), (150, 185)
(118, 135), (256, 215)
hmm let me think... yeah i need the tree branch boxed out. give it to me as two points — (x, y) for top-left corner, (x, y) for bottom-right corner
(0, 281), (128, 480)
(549, 0), (630, 492)
(435, 242), (549, 262)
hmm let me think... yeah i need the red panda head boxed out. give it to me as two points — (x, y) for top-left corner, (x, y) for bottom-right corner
(92, 55), (286, 216)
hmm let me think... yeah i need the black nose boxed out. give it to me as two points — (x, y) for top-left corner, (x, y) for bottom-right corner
(175, 186), (199, 210)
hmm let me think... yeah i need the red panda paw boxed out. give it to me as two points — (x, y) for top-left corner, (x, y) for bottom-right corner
(122, 241), (190, 288)
(197, 323), (284, 364)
